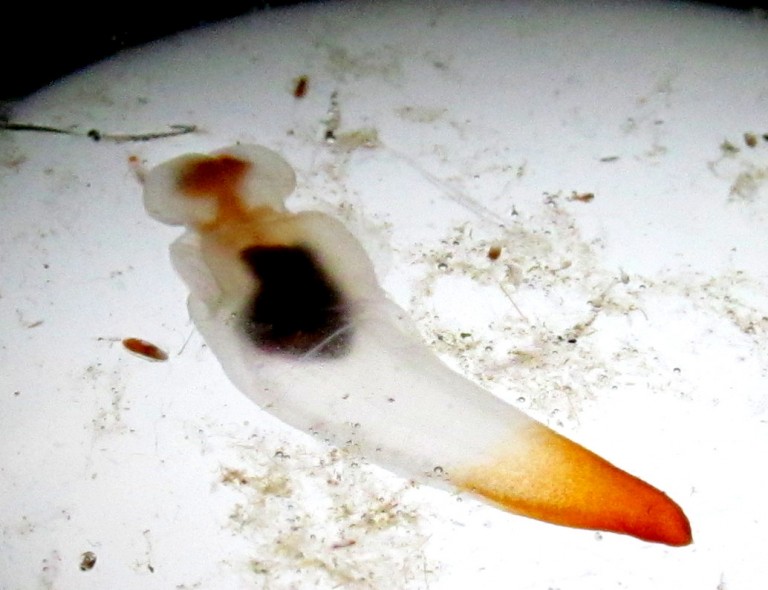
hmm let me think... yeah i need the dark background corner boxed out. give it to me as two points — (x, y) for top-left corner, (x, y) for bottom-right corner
(1, 0), (766, 104)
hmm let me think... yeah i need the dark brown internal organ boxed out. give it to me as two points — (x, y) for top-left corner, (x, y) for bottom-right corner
(239, 245), (351, 358)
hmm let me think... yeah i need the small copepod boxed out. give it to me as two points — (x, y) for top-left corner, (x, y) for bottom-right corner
(142, 145), (692, 546)
(122, 337), (169, 362)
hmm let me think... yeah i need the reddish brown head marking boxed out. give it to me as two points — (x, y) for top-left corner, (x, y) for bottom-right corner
(178, 155), (252, 225)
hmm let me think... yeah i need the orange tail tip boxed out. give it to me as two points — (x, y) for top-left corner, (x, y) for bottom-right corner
(451, 424), (692, 546)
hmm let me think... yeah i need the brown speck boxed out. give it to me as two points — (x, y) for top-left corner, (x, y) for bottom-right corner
(122, 338), (168, 362)
(331, 539), (357, 549)
(720, 140), (740, 155)
(488, 245), (502, 260)
(324, 90), (341, 142)
(569, 191), (595, 203)
(293, 75), (309, 98)
(79, 551), (97, 571)
(744, 132), (758, 148)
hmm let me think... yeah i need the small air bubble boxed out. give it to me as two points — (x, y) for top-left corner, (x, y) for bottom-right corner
(433, 466), (444, 475)
(517, 396), (526, 404)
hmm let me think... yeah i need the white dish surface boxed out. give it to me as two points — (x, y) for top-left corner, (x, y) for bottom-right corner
(1, 2), (767, 588)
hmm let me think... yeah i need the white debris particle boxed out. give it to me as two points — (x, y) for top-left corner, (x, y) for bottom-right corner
(219, 436), (436, 589)
(402, 194), (768, 427)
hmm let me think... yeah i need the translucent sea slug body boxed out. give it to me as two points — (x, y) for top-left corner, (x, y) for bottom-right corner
(143, 144), (692, 547)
